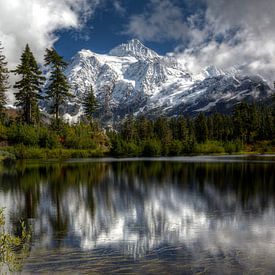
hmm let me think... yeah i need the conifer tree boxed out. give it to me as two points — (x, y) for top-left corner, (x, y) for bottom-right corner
(44, 48), (72, 121)
(195, 113), (208, 143)
(83, 85), (98, 121)
(13, 44), (45, 124)
(0, 41), (8, 116)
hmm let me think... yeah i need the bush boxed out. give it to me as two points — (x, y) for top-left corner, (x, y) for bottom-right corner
(110, 135), (124, 157)
(142, 139), (162, 157)
(3, 146), (106, 160)
(0, 123), (7, 141)
(64, 124), (97, 149)
(182, 138), (196, 154)
(252, 141), (273, 154)
(38, 127), (60, 149)
(195, 141), (225, 154)
(169, 140), (183, 156)
(224, 141), (242, 154)
(7, 124), (39, 146)
(124, 142), (141, 157)
(0, 208), (31, 272)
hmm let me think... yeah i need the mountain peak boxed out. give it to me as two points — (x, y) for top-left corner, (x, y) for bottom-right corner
(203, 65), (225, 78)
(109, 39), (159, 60)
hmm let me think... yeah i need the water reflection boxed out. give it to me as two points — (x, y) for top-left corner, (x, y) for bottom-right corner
(0, 158), (275, 272)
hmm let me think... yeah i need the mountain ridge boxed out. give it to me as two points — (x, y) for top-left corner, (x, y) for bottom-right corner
(61, 39), (273, 123)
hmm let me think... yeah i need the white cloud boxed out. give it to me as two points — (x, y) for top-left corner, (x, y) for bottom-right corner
(125, 0), (275, 83)
(124, 0), (190, 42)
(113, 0), (126, 15)
(0, 0), (101, 68)
(179, 0), (275, 81)
(0, 0), (101, 102)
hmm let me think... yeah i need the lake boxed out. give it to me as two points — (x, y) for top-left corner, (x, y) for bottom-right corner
(0, 156), (275, 274)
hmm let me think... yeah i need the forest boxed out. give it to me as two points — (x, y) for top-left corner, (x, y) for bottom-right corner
(0, 42), (274, 159)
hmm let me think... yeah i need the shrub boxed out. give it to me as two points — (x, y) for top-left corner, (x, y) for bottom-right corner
(0, 123), (7, 141)
(142, 139), (162, 157)
(64, 124), (97, 149)
(169, 140), (183, 156)
(223, 141), (242, 154)
(124, 142), (141, 157)
(7, 124), (39, 146)
(182, 138), (196, 154)
(0, 208), (31, 272)
(38, 127), (60, 149)
(195, 141), (225, 154)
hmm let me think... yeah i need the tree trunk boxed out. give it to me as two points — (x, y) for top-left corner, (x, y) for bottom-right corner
(25, 99), (31, 124)
(55, 104), (59, 121)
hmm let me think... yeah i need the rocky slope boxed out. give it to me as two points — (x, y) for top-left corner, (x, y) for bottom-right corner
(61, 39), (272, 123)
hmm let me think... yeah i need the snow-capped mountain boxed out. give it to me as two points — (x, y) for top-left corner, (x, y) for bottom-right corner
(62, 39), (272, 122)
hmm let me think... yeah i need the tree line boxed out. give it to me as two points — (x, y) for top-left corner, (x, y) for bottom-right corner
(0, 42), (97, 125)
(109, 103), (275, 156)
(0, 41), (274, 158)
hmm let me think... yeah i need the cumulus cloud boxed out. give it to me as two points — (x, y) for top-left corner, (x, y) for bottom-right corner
(0, 0), (101, 102)
(180, 0), (275, 81)
(0, 0), (101, 68)
(124, 0), (190, 42)
(125, 0), (275, 82)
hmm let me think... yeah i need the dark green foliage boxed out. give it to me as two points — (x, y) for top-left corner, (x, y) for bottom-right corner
(63, 123), (97, 149)
(109, 103), (274, 157)
(195, 141), (225, 154)
(169, 140), (182, 156)
(142, 139), (162, 157)
(2, 120), (108, 155)
(0, 101), (273, 158)
(7, 123), (40, 146)
(12, 44), (45, 124)
(0, 39), (274, 158)
(154, 117), (173, 155)
(224, 140), (242, 154)
(136, 116), (154, 140)
(0, 41), (8, 116)
(44, 48), (72, 121)
(83, 86), (98, 121)
(195, 113), (208, 143)
(38, 127), (59, 149)
(121, 116), (138, 142)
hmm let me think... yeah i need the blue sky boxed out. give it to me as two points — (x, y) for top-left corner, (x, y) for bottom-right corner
(1, 0), (275, 82)
(54, 0), (205, 60)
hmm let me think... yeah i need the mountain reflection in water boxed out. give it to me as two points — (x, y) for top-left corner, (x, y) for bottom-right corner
(0, 158), (274, 273)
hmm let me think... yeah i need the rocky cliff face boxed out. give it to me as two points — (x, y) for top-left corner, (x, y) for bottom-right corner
(60, 39), (272, 123)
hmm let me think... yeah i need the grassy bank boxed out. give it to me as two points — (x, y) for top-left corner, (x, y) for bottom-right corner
(0, 146), (107, 160)
(0, 140), (274, 161)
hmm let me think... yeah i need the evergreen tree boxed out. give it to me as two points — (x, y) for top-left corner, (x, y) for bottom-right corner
(0, 41), (8, 116)
(136, 116), (153, 140)
(83, 86), (98, 121)
(195, 113), (208, 143)
(44, 48), (72, 121)
(154, 117), (172, 155)
(13, 44), (45, 124)
(121, 116), (137, 142)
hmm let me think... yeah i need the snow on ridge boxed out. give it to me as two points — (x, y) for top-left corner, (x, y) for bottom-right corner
(109, 38), (159, 60)
(62, 39), (271, 122)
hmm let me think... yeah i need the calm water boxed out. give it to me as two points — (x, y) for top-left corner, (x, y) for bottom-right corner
(0, 156), (275, 274)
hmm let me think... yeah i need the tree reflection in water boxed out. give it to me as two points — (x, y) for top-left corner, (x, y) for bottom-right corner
(0, 158), (274, 273)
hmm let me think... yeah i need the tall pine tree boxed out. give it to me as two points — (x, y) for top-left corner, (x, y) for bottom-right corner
(44, 48), (72, 121)
(195, 113), (208, 143)
(0, 41), (8, 116)
(82, 85), (98, 121)
(13, 44), (45, 124)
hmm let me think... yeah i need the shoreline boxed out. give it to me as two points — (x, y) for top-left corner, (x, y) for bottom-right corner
(1, 147), (275, 162)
